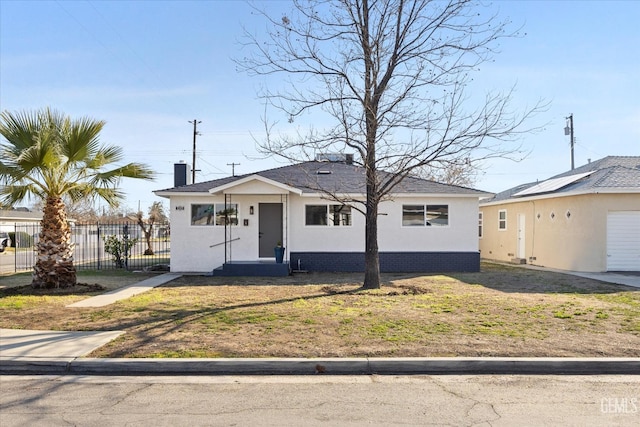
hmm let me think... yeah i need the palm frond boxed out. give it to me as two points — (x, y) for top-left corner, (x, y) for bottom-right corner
(95, 163), (156, 182)
(0, 183), (43, 206)
(62, 116), (105, 163)
(85, 145), (124, 170)
(1, 107), (155, 210)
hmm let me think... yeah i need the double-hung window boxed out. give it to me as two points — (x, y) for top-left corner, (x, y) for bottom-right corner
(305, 204), (352, 226)
(402, 204), (449, 226)
(498, 210), (507, 230)
(191, 204), (238, 226)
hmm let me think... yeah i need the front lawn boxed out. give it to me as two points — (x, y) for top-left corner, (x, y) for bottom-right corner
(0, 263), (638, 358)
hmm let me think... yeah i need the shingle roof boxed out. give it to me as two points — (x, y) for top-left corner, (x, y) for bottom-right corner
(155, 161), (488, 196)
(483, 156), (640, 203)
(0, 209), (42, 221)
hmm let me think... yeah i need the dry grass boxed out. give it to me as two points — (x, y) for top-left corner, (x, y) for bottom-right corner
(0, 264), (638, 358)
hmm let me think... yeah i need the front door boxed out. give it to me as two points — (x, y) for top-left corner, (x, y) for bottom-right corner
(259, 203), (283, 258)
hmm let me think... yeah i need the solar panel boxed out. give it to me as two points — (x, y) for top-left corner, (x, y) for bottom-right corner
(513, 171), (593, 197)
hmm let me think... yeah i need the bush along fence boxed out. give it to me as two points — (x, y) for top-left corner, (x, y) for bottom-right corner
(7, 221), (170, 272)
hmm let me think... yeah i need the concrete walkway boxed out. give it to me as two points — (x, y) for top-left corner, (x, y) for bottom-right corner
(67, 273), (182, 307)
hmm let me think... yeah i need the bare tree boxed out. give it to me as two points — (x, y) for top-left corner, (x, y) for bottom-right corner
(32, 197), (100, 223)
(416, 160), (480, 188)
(135, 201), (167, 255)
(239, 0), (546, 289)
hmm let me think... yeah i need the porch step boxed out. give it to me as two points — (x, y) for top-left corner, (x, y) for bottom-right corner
(212, 261), (291, 277)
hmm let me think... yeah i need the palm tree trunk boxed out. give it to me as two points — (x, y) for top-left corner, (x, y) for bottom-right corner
(32, 196), (77, 288)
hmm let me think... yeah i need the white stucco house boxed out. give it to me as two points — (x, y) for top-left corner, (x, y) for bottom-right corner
(479, 156), (640, 272)
(0, 208), (42, 233)
(155, 159), (490, 275)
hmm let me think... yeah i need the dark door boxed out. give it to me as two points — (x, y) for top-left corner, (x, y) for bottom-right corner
(259, 203), (283, 258)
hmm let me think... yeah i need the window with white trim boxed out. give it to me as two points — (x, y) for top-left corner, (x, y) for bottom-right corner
(305, 204), (352, 226)
(478, 211), (483, 238)
(402, 204), (449, 226)
(498, 209), (507, 230)
(191, 204), (238, 226)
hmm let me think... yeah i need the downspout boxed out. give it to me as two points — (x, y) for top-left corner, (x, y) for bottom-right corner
(224, 194), (228, 264)
(282, 193), (288, 264)
(530, 200), (536, 264)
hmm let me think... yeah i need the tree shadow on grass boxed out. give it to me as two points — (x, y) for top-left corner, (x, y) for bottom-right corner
(448, 266), (639, 295)
(87, 279), (435, 357)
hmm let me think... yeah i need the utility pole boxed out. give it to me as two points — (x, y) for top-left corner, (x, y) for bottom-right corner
(227, 162), (240, 177)
(189, 119), (202, 183)
(564, 114), (574, 170)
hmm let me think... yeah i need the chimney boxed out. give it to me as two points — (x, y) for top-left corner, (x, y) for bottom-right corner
(174, 161), (192, 187)
(345, 153), (354, 165)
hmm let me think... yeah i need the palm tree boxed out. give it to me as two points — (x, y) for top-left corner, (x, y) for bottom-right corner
(0, 108), (155, 288)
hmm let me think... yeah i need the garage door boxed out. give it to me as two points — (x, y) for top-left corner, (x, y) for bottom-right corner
(607, 211), (640, 271)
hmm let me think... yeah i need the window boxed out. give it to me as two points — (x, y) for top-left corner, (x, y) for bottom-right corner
(305, 205), (328, 225)
(331, 205), (352, 226)
(402, 204), (449, 227)
(215, 204), (238, 226)
(498, 209), (507, 230)
(426, 205), (448, 226)
(191, 204), (238, 226)
(402, 205), (425, 226)
(305, 204), (352, 226)
(478, 211), (483, 238)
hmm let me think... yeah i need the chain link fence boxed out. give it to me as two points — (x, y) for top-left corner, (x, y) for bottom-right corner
(4, 221), (170, 273)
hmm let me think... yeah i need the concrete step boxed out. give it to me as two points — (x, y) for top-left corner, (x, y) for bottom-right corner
(212, 262), (290, 277)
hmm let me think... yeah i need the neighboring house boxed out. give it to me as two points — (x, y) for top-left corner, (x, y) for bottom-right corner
(479, 156), (640, 272)
(155, 159), (490, 275)
(0, 208), (43, 233)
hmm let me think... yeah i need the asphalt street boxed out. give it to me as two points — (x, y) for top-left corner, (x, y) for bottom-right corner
(1, 374), (639, 426)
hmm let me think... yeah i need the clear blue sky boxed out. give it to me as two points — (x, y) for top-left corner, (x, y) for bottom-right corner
(1, 0), (638, 213)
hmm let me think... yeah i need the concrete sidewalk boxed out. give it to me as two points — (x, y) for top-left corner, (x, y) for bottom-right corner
(0, 328), (124, 358)
(1, 327), (638, 376)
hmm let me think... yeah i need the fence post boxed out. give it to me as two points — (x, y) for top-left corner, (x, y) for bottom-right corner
(13, 223), (17, 273)
(123, 223), (129, 270)
(96, 222), (101, 270)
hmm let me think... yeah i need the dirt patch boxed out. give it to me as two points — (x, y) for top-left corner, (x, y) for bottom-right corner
(1, 264), (638, 358)
(1, 283), (105, 296)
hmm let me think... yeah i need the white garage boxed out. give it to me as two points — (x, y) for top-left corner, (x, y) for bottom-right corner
(607, 211), (640, 271)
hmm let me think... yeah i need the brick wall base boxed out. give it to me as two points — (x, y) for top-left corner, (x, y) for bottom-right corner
(289, 252), (480, 273)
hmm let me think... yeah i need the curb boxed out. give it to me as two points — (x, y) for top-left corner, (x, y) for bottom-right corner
(2, 357), (639, 376)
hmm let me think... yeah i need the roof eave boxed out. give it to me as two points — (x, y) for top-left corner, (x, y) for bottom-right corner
(153, 191), (214, 198)
(480, 187), (640, 206)
(394, 191), (493, 198)
(208, 174), (303, 195)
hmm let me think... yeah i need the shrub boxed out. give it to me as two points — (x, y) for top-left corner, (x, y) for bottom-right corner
(103, 234), (138, 268)
(8, 231), (34, 248)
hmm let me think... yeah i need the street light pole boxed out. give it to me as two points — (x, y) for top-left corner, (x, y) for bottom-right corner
(189, 119), (201, 183)
(565, 114), (574, 170)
